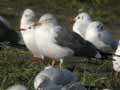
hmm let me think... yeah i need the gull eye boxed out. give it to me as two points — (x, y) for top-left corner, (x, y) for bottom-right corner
(28, 26), (32, 29)
(97, 24), (103, 31)
(97, 25), (101, 29)
(77, 16), (80, 19)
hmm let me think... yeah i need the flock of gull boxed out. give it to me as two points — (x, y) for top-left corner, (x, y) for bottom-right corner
(0, 8), (120, 90)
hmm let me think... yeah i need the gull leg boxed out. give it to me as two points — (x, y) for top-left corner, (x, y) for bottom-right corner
(115, 72), (119, 79)
(59, 59), (64, 68)
(51, 59), (60, 67)
(32, 57), (40, 64)
(32, 57), (44, 64)
(52, 60), (56, 67)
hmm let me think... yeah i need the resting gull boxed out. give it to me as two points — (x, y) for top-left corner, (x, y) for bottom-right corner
(34, 74), (63, 90)
(6, 84), (27, 90)
(34, 66), (77, 87)
(73, 12), (92, 39)
(85, 21), (118, 53)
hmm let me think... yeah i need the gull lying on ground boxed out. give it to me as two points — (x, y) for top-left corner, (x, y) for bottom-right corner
(34, 75), (63, 90)
(6, 84), (27, 90)
(34, 66), (87, 90)
(34, 66), (77, 87)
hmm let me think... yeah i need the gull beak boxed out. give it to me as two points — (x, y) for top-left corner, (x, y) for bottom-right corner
(20, 28), (26, 31)
(32, 22), (41, 26)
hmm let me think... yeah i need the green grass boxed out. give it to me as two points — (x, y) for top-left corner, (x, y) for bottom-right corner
(0, 48), (120, 90)
(0, 0), (120, 90)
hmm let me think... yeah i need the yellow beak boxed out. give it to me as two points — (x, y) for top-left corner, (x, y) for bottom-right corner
(32, 22), (41, 26)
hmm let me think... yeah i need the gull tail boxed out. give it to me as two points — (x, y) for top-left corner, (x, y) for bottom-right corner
(98, 40), (120, 60)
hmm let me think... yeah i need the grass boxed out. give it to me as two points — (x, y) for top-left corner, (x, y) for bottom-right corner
(0, 0), (120, 90)
(0, 48), (120, 90)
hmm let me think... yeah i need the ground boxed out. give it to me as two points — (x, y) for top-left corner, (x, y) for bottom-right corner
(0, 0), (120, 90)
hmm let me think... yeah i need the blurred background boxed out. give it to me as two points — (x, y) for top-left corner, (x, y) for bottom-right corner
(0, 0), (120, 90)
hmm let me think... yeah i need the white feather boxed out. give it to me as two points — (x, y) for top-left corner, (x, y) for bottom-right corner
(113, 40), (120, 72)
(85, 21), (118, 52)
(35, 14), (73, 59)
(73, 12), (91, 38)
(6, 84), (27, 90)
(20, 9), (43, 59)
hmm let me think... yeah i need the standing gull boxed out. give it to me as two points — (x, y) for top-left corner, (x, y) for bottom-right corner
(73, 12), (92, 39)
(34, 13), (101, 66)
(20, 9), (45, 64)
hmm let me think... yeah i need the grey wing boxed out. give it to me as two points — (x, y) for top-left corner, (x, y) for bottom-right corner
(0, 16), (12, 30)
(39, 68), (75, 86)
(46, 84), (62, 90)
(55, 27), (99, 58)
(16, 31), (25, 45)
(38, 68), (64, 85)
(100, 30), (118, 51)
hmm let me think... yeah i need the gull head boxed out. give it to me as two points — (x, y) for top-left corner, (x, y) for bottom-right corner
(6, 84), (27, 90)
(34, 75), (51, 90)
(20, 8), (35, 29)
(22, 8), (35, 21)
(39, 13), (57, 24)
(75, 12), (91, 23)
(87, 21), (104, 31)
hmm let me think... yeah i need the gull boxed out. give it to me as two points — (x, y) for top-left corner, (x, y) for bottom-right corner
(73, 12), (119, 59)
(34, 75), (63, 90)
(0, 16), (25, 49)
(20, 9), (45, 64)
(85, 21), (118, 53)
(33, 13), (101, 66)
(73, 12), (92, 39)
(113, 40), (120, 77)
(6, 84), (27, 90)
(34, 66), (77, 87)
